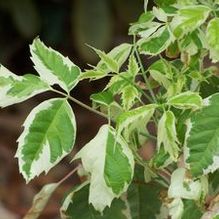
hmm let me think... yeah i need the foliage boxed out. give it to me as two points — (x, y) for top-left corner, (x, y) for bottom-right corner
(2, 0), (219, 218)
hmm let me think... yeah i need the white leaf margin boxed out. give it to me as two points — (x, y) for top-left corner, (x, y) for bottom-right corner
(73, 124), (134, 213)
(0, 65), (49, 108)
(15, 98), (76, 182)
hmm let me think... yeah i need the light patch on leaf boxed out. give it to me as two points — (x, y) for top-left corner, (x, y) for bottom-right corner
(157, 111), (179, 161)
(168, 168), (202, 200)
(73, 125), (134, 213)
(185, 93), (219, 177)
(203, 155), (219, 175)
(152, 7), (167, 22)
(183, 119), (193, 168)
(207, 18), (219, 63)
(167, 91), (203, 109)
(116, 104), (156, 134)
(170, 5), (210, 38)
(168, 198), (184, 219)
(138, 26), (175, 55)
(121, 85), (140, 111)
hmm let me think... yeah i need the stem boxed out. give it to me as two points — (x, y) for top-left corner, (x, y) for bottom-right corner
(51, 88), (109, 120)
(58, 166), (80, 185)
(133, 35), (157, 103)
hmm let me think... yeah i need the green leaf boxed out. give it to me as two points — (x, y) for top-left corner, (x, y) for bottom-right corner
(97, 43), (132, 74)
(138, 26), (174, 55)
(185, 93), (219, 177)
(105, 72), (132, 95)
(73, 125), (134, 212)
(60, 182), (129, 219)
(129, 12), (155, 35)
(88, 45), (119, 73)
(155, 0), (176, 7)
(157, 111), (179, 161)
(170, 5), (210, 38)
(16, 98), (76, 182)
(150, 146), (172, 169)
(207, 18), (219, 63)
(167, 91), (203, 109)
(90, 91), (114, 107)
(116, 104), (156, 134)
(0, 65), (49, 108)
(23, 183), (59, 219)
(127, 182), (164, 219)
(149, 59), (173, 89)
(128, 55), (139, 77)
(181, 200), (203, 219)
(79, 69), (107, 81)
(30, 38), (81, 92)
(121, 85), (139, 111)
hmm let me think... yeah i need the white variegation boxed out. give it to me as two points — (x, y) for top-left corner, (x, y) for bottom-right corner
(203, 155), (219, 175)
(168, 168), (202, 200)
(117, 104), (156, 134)
(157, 111), (179, 161)
(183, 119), (193, 168)
(60, 181), (89, 218)
(167, 91), (203, 109)
(0, 65), (49, 108)
(170, 5), (210, 38)
(168, 198), (184, 219)
(152, 7), (167, 22)
(138, 26), (175, 55)
(138, 23), (162, 38)
(16, 98), (76, 182)
(30, 38), (80, 92)
(73, 125), (134, 213)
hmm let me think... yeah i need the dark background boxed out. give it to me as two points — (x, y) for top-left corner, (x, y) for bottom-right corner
(0, 0), (146, 218)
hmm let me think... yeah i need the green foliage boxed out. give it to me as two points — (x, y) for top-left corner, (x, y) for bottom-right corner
(2, 0), (219, 218)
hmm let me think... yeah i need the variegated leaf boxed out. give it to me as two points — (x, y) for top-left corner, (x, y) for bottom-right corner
(16, 98), (76, 182)
(0, 65), (49, 107)
(138, 26), (175, 55)
(167, 91), (203, 109)
(185, 93), (219, 177)
(30, 38), (81, 92)
(73, 125), (134, 213)
(170, 5), (210, 38)
(116, 104), (156, 134)
(157, 111), (179, 161)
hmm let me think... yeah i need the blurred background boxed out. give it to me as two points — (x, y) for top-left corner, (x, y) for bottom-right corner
(0, 0), (146, 218)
